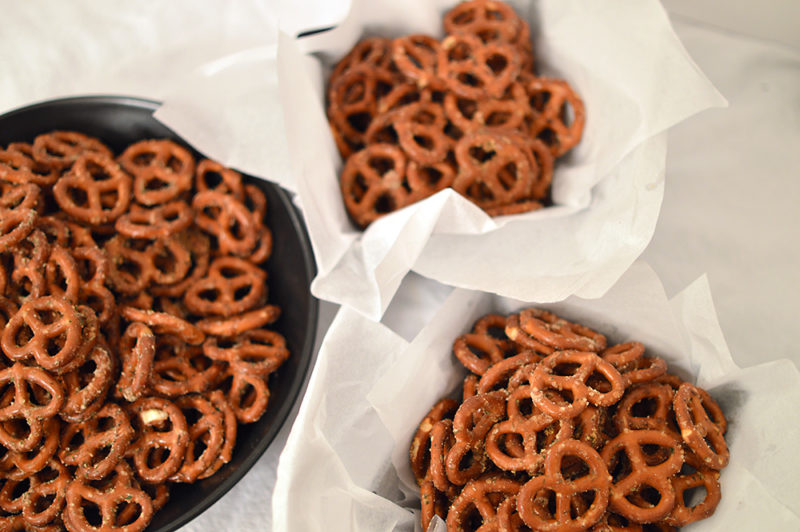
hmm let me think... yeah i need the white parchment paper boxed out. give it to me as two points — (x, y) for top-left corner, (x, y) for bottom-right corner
(0, 0), (295, 191)
(277, 0), (727, 320)
(273, 261), (800, 531)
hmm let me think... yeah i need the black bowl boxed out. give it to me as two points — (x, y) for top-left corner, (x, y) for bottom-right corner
(0, 96), (318, 531)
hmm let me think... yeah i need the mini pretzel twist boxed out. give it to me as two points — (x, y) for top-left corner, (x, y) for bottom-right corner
(126, 396), (189, 483)
(445, 390), (507, 485)
(202, 329), (289, 377)
(183, 256), (267, 317)
(32, 130), (112, 171)
(0, 363), (64, 452)
(673, 383), (729, 470)
(116, 322), (156, 402)
(446, 474), (522, 531)
(192, 190), (259, 257)
(118, 139), (195, 205)
(52, 152), (132, 225)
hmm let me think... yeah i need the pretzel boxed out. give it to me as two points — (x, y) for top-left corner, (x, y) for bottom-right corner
(32, 130), (112, 171)
(168, 394), (224, 483)
(198, 390), (237, 479)
(443, 0), (526, 46)
(0, 207), (37, 251)
(395, 100), (453, 165)
(446, 474), (522, 531)
(44, 245), (81, 302)
(221, 369), (271, 423)
(617, 356), (668, 387)
(477, 351), (542, 393)
(117, 139), (195, 205)
(37, 215), (72, 247)
(1, 458), (70, 528)
(59, 343), (115, 423)
(410, 398), (459, 485)
(573, 404), (611, 451)
(504, 313), (556, 355)
(120, 305), (205, 346)
(516, 439), (611, 531)
(330, 37), (393, 86)
(0, 146), (59, 187)
(0, 363), (64, 452)
(52, 152), (132, 225)
(445, 390), (506, 485)
(115, 200), (194, 239)
(126, 396), (189, 483)
(339, 143), (412, 228)
(327, 65), (396, 143)
(59, 403), (135, 481)
(6, 417), (60, 478)
(149, 229), (211, 298)
(452, 130), (535, 209)
(602, 430), (684, 523)
(673, 383), (729, 470)
(203, 329), (289, 376)
(391, 35), (443, 90)
(7, 228), (51, 303)
(664, 467), (721, 526)
(183, 256), (267, 317)
(518, 308), (607, 352)
(192, 190), (259, 257)
(116, 322), (156, 402)
(0, 296), (84, 371)
(195, 304), (281, 338)
(614, 383), (676, 433)
(149, 335), (223, 397)
(529, 350), (625, 419)
(64, 461), (154, 532)
(438, 33), (521, 99)
(1, 181), (41, 211)
(525, 76), (586, 157)
(195, 158), (245, 200)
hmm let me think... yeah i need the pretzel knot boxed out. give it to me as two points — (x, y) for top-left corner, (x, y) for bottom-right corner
(529, 350), (625, 420)
(601, 430), (684, 523)
(485, 384), (572, 473)
(5, 417), (60, 479)
(115, 200), (194, 239)
(0, 458), (70, 527)
(446, 474), (522, 532)
(203, 329), (289, 377)
(192, 190), (259, 257)
(64, 462), (154, 532)
(518, 308), (607, 352)
(59, 403), (135, 481)
(1, 296), (88, 372)
(0, 206), (37, 251)
(184, 256), (267, 317)
(445, 390), (506, 485)
(614, 383), (676, 433)
(327, 64), (396, 144)
(116, 322), (156, 402)
(395, 100), (453, 165)
(443, 0), (527, 45)
(59, 343), (115, 423)
(664, 467), (721, 526)
(517, 439), (611, 532)
(452, 130), (536, 209)
(149, 335), (223, 398)
(340, 143), (414, 228)
(52, 152), (132, 225)
(120, 305), (205, 346)
(391, 34), (443, 89)
(118, 139), (195, 205)
(410, 398), (459, 486)
(0, 146), (59, 187)
(126, 396), (189, 483)
(673, 383), (729, 470)
(525, 76), (586, 157)
(168, 394), (225, 483)
(32, 130), (113, 171)
(0, 363), (64, 452)
(438, 33), (521, 99)
(195, 158), (245, 199)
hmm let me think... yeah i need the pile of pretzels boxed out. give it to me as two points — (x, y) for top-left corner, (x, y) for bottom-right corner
(0, 130), (287, 531)
(328, 0), (585, 228)
(411, 308), (729, 531)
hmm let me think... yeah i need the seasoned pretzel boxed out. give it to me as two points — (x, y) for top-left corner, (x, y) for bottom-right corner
(195, 304), (281, 338)
(116, 322), (156, 402)
(183, 256), (267, 317)
(602, 430), (684, 523)
(115, 200), (194, 239)
(327, 64), (396, 142)
(192, 190), (259, 257)
(1, 458), (70, 527)
(59, 343), (115, 423)
(443, 0), (526, 45)
(410, 398), (459, 485)
(64, 461), (154, 532)
(446, 474), (522, 531)
(395, 100), (453, 165)
(120, 305), (205, 346)
(525, 76), (586, 157)
(519, 308), (607, 352)
(517, 439), (611, 531)
(1, 181), (41, 211)
(168, 394), (224, 483)
(199, 390), (237, 479)
(52, 152), (132, 225)
(445, 390), (506, 485)
(330, 37), (393, 86)
(0, 147), (59, 187)
(452, 130), (535, 209)
(617, 356), (668, 386)
(438, 33), (521, 99)
(221, 369), (271, 423)
(601, 342), (645, 367)
(664, 467), (721, 526)
(60, 403), (135, 481)
(149, 229), (211, 298)
(504, 313), (555, 355)
(391, 35), (443, 89)
(45, 245), (81, 303)
(32, 130), (112, 171)
(529, 350), (625, 419)
(6, 417), (60, 478)
(149, 335), (223, 397)
(614, 383), (676, 433)
(203, 329), (289, 376)
(118, 139), (195, 205)
(195, 158), (244, 200)
(0, 207), (37, 251)
(673, 383), (729, 470)
(126, 396), (189, 483)
(0, 363), (64, 452)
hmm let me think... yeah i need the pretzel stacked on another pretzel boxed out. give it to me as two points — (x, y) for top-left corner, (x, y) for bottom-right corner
(0, 130), (288, 531)
(411, 309), (729, 531)
(328, 0), (586, 228)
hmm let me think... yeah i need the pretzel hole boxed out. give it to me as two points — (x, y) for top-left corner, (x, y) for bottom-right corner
(642, 443), (674, 467)
(459, 505), (487, 530)
(67, 186), (89, 207)
(457, 72), (484, 89)
(572, 491), (598, 518)
(200, 170), (223, 189)
(447, 42), (473, 62)
(66, 430), (86, 451)
(198, 288), (220, 302)
(586, 370), (613, 393)
(38, 463), (60, 482)
(412, 135), (435, 151)
(417, 166), (446, 187)
(347, 112), (372, 134)
(477, 29), (502, 43)
(605, 511), (634, 527)
(201, 205), (222, 220)
(8, 477), (31, 501)
(79, 500), (104, 527)
(146, 446), (173, 467)
(444, 122), (464, 141)
(166, 155), (186, 174)
(115, 500), (144, 527)
(132, 152), (156, 166)
(451, 9), (475, 25)
(12, 322), (35, 346)
(233, 285), (253, 301)
(486, 54), (509, 75)
(560, 455), (590, 481)
(629, 397), (659, 419)
(536, 127), (558, 148)
(608, 449), (632, 483)
(485, 110), (513, 127)
(85, 161), (112, 181)
(341, 80), (367, 104)
(681, 483), (709, 509)
(535, 421), (562, 452)
(629, 485), (662, 507)
(374, 194), (396, 214)
(90, 445), (112, 466)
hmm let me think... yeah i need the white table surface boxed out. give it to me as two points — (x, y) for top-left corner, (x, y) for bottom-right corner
(1, 1), (798, 530)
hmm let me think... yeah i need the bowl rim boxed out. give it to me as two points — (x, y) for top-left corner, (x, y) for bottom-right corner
(0, 94), (320, 531)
